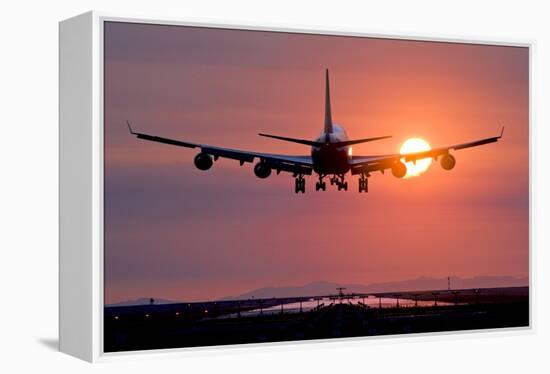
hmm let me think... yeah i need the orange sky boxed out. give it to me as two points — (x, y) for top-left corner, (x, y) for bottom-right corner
(104, 22), (529, 303)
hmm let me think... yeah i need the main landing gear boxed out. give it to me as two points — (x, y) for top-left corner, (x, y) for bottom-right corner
(294, 175), (306, 193)
(315, 175), (327, 191)
(294, 173), (369, 194)
(358, 174), (369, 193)
(337, 181), (348, 191)
(333, 174), (348, 191)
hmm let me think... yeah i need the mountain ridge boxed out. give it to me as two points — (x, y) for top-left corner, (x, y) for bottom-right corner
(108, 276), (528, 305)
(106, 297), (180, 307)
(222, 275), (528, 300)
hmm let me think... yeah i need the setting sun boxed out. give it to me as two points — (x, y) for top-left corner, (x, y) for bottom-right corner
(400, 138), (432, 178)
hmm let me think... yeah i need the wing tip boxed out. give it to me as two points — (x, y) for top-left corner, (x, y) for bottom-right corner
(126, 120), (135, 135)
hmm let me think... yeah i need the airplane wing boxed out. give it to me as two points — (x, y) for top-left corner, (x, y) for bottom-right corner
(349, 128), (504, 176)
(127, 122), (314, 175)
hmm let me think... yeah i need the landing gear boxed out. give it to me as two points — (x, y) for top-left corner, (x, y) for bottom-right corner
(329, 176), (337, 185)
(358, 174), (369, 193)
(295, 175), (306, 193)
(315, 175), (327, 191)
(337, 181), (348, 191)
(335, 174), (348, 191)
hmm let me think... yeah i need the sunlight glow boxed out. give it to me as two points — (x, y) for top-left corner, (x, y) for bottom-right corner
(399, 138), (432, 178)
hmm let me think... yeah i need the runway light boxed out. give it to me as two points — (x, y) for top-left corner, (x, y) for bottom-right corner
(175, 312), (180, 316)
(145, 314), (150, 318)
(114, 316), (119, 320)
(204, 309), (208, 314)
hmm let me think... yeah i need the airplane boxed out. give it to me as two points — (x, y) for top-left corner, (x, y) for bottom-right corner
(127, 69), (503, 194)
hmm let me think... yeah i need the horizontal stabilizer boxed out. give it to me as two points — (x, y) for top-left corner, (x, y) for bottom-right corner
(331, 135), (392, 147)
(258, 133), (323, 147)
(259, 133), (392, 148)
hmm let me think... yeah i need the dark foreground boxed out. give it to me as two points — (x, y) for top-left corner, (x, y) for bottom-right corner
(104, 287), (528, 352)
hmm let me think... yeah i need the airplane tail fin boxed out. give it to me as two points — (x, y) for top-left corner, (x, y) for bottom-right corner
(324, 69), (333, 134)
(259, 70), (392, 148)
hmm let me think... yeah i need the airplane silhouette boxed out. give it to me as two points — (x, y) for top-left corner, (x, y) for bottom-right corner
(128, 69), (503, 193)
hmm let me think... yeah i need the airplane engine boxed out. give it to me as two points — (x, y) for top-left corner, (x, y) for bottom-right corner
(254, 162), (272, 179)
(194, 152), (213, 170)
(391, 161), (407, 178)
(440, 154), (456, 170)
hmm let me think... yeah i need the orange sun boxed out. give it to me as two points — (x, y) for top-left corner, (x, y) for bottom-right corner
(399, 138), (432, 178)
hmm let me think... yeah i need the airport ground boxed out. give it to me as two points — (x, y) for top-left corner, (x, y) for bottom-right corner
(104, 286), (528, 352)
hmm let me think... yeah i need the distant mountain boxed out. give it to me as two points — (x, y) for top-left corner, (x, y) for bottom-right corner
(107, 276), (528, 304)
(222, 281), (343, 300)
(106, 297), (181, 307)
(224, 276), (528, 300)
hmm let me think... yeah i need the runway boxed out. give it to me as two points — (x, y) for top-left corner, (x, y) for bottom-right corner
(104, 286), (528, 352)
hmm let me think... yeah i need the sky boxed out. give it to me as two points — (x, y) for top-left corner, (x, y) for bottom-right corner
(104, 22), (529, 304)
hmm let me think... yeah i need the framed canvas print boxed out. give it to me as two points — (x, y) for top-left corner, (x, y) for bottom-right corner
(59, 11), (531, 362)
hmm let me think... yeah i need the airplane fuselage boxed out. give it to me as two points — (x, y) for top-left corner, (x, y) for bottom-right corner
(311, 124), (351, 175)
